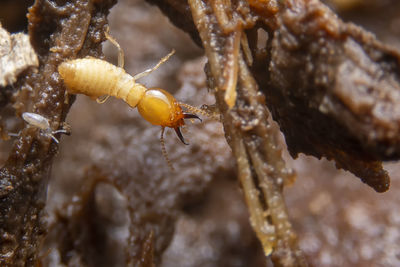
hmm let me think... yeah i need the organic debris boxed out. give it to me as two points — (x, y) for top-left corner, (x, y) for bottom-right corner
(2, 0), (400, 266)
(0, 0), (116, 265)
(147, 0), (400, 265)
(0, 24), (38, 87)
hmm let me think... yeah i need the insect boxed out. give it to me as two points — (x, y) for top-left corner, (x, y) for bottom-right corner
(22, 112), (70, 144)
(58, 27), (203, 169)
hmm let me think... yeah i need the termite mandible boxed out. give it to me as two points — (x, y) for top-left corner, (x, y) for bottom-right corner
(58, 27), (203, 170)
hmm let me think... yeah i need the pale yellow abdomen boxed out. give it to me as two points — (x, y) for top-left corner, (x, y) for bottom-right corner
(58, 58), (122, 97)
(58, 57), (146, 107)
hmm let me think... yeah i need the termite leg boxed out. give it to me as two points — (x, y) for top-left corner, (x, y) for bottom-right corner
(160, 127), (175, 171)
(133, 50), (175, 80)
(104, 25), (124, 68)
(96, 95), (110, 104)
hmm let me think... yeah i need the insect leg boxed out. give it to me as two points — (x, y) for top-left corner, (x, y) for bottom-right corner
(160, 127), (175, 171)
(52, 129), (70, 135)
(96, 95), (110, 104)
(48, 134), (60, 144)
(49, 125), (71, 144)
(104, 25), (124, 68)
(133, 50), (175, 80)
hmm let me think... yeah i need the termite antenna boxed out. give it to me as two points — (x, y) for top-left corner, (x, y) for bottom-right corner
(179, 102), (220, 120)
(104, 25), (124, 68)
(133, 49), (175, 80)
(160, 127), (175, 171)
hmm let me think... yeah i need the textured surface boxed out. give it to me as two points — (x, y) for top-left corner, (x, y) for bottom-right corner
(1, 0), (400, 266)
(0, 26), (38, 87)
(0, 0), (116, 265)
(262, 0), (400, 192)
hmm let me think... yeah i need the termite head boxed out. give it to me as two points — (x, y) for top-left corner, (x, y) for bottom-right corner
(137, 88), (201, 145)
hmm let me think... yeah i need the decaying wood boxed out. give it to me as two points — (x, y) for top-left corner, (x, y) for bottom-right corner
(189, 0), (306, 265)
(0, 0), (116, 265)
(0, 24), (38, 87)
(148, 0), (400, 265)
(2, 0), (400, 266)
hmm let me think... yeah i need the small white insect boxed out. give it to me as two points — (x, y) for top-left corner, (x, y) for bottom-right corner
(22, 112), (70, 144)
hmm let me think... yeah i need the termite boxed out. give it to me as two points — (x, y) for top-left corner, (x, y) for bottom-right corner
(22, 112), (70, 144)
(58, 27), (204, 170)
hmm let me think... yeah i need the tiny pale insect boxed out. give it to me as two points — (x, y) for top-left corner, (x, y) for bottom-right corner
(22, 112), (70, 144)
(58, 26), (205, 170)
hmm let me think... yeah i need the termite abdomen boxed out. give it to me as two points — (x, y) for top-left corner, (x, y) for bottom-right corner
(58, 58), (145, 108)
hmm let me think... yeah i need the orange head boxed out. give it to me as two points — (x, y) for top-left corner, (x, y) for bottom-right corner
(137, 88), (201, 144)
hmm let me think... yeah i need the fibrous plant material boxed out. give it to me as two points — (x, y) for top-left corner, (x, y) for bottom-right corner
(2, 0), (400, 266)
(148, 0), (400, 190)
(189, 0), (306, 265)
(263, 0), (400, 193)
(0, 0), (116, 265)
(0, 24), (38, 87)
(146, 0), (400, 265)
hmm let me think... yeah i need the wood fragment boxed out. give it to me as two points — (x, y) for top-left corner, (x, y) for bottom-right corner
(189, 0), (306, 264)
(0, 0), (116, 265)
(0, 24), (38, 87)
